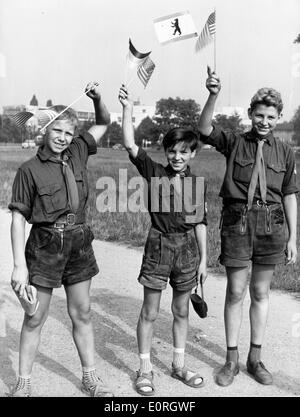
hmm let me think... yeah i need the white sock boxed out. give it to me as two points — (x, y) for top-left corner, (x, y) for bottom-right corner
(173, 347), (185, 369)
(139, 352), (152, 374)
(16, 375), (31, 390)
(82, 366), (98, 383)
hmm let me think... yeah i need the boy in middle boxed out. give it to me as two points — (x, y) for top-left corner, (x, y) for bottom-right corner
(119, 85), (207, 396)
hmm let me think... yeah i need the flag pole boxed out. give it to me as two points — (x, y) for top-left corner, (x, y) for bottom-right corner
(41, 86), (94, 132)
(214, 7), (216, 72)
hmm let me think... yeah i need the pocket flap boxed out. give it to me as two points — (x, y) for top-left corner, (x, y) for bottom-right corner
(267, 163), (286, 173)
(235, 159), (254, 167)
(38, 183), (61, 196)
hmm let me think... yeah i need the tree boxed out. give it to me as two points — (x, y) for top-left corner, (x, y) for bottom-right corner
(46, 99), (53, 107)
(292, 105), (300, 145)
(101, 122), (123, 147)
(0, 115), (22, 143)
(213, 112), (244, 134)
(135, 116), (160, 145)
(153, 97), (201, 133)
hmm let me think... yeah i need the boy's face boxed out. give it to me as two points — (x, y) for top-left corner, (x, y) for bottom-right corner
(248, 104), (280, 137)
(44, 119), (75, 157)
(165, 141), (196, 173)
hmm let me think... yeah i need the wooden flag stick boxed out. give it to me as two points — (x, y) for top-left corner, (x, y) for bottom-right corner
(126, 74), (137, 88)
(41, 86), (94, 132)
(213, 7), (217, 72)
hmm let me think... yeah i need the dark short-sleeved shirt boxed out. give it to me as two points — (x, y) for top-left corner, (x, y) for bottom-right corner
(200, 127), (298, 203)
(9, 131), (97, 224)
(129, 147), (207, 234)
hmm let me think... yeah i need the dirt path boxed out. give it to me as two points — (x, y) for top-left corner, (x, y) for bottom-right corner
(0, 208), (299, 397)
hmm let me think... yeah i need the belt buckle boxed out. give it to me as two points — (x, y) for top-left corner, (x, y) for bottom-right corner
(66, 213), (75, 225)
(256, 200), (263, 207)
(53, 223), (65, 230)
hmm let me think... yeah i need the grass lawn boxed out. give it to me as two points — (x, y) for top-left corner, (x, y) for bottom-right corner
(1, 144), (299, 292)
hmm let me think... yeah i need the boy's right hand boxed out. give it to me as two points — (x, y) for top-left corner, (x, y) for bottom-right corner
(206, 66), (221, 95)
(11, 265), (28, 298)
(118, 85), (133, 109)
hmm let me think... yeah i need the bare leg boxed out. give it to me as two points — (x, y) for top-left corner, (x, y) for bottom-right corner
(224, 266), (249, 348)
(171, 288), (191, 349)
(215, 266), (249, 387)
(136, 287), (161, 395)
(19, 286), (52, 376)
(171, 288), (203, 386)
(249, 263), (275, 345)
(65, 279), (94, 367)
(246, 263), (274, 385)
(137, 287), (162, 354)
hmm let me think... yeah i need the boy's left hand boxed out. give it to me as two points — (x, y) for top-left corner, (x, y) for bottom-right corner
(197, 262), (208, 285)
(85, 81), (101, 101)
(286, 239), (297, 265)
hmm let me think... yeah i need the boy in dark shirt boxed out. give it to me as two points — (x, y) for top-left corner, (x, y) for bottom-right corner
(9, 82), (113, 397)
(119, 85), (207, 396)
(198, 67), (298, 387)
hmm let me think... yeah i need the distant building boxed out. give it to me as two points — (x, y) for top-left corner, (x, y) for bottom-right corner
(111, 103), (156, 128)
(30, 94), (38, 106)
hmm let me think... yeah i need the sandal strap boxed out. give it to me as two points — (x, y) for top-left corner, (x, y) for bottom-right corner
(85, 377), (113, 397)
(172, 364), (203, 383)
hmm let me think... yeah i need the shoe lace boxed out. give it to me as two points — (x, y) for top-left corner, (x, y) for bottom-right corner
(258, 361), (267, 370)
(223, 361), (237, 374)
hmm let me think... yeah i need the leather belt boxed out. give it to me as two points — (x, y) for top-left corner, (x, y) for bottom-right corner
(53, 213), (83, 228)
(253, 199), (277, 207)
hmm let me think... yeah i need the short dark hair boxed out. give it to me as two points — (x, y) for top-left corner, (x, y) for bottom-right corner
(162, 128), (198, 151)
(249, 88), (283, 114)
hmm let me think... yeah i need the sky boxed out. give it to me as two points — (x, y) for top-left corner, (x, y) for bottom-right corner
(0, 0), (300, 121)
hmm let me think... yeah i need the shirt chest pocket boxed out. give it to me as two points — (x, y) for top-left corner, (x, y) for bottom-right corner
(233, 159), (254, 184)
(266, 163), (286, 191)
(37, 183), (66, 214)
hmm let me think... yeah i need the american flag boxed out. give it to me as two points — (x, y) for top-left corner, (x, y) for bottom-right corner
(37, 109), (58, 128)
(195, 11), (216, 52)
(11, 111), (34, 128)
(127, 39), (151, 68)
(137, 56), (156, 88)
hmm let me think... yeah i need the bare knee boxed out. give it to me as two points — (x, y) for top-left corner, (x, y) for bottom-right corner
(68, 303), (91, 326)
(250, 284), (269, 303)
(139, 305), (159, 323)
(226, 286), (246, 305)
(23, 312), (47, 331)
(171, 304), (189, 320)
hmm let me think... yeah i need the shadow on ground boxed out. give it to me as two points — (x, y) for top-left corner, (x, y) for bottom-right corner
(1, 283), (300, 396)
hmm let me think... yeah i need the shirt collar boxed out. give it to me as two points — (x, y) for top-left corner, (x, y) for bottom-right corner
(246, 129), (274, 146)
(37, 145), (70, 162)
(165, 164), (191, 177)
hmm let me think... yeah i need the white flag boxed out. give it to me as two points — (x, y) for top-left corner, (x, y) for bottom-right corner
(153, 11), (198, 45)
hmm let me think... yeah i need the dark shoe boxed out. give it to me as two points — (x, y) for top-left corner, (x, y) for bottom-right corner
(215, 361), (239, 387)
(246, 358), (273, 385)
